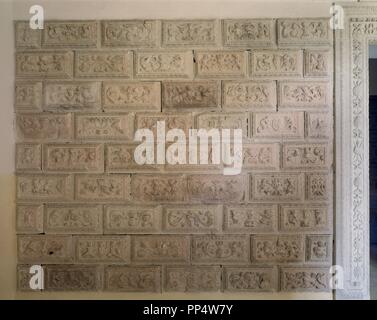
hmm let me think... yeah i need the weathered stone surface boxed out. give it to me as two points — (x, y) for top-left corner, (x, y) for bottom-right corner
(104, 205), (161, 234)
(306, 173), (330, 201)
(15, 82), (42, 112)
(16, 51), (73, 78)
(102, 20), (156, 47)
(16, 143), (41, 171)
(16, 113), (73, 141)
(224, 267), (277, 292)
(162, 81), (219, 110)
(280, 205), (330, 232)
(162, 20), (217, 46)
(164, 266), (221, 292)
(304, 50), (331, 77)
(251, 173), (304, 201)
(42, 21), (98, 47)
(282, 143), (329, 169)
(162, 205), (221, 233)
(16, 204), (44, 234)
(75, 174), (131, 201)
(18, 235), (73, 263)
(132, 235), (190, 263)
(17, 264), (45, 291)
(279, 81), (331, 108)
(280, 267), (330, 291)
(306, 235), (332, 264)
(251, 235), (304, 263)
(43, 144), (104, 172)
(242, 143), (280, 169)
(306, 112), (332, 139)
(188, 175), (246, 202)
(106, 144), (159, 172)
(105, 266), (160, 292)
(223, 19), (275, 47)
(103, 81), (161, 111)
(44, 82), (101, 112)
(75, 51), (132, 78)
(222, 81), (276, 110)
(252, 112), (304, 138)
(75, 236), (130, 263)
(196, 112), (248, 137)
(135, 51), (193, 78)
(278, 19), (331, 46)
(132, 175), (186, 202)
(224, 205), (278, 233)
(45, 265), (102, 291)
(45, 205), (102, 234)
(75, 113), (133, 140)
(192, 235), (249, 264)
(15, 21), (41, 48)
(16, 174), (73, 201)
(195, 51), (246, 78)
(250, 50), (303, 77)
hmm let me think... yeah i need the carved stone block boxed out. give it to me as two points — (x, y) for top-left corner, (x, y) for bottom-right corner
(251, 235), (304, 263)
(16, 174), (73, 201)
(135, 51), (193, 78)
(280, 205), (330, 232)
(16, 143), (41, 171)
(278, 81), (331, 108)
(280, 267), (330, 291)
(187, 175), (246, 202)
(164, 266), (221, 292)
(196, 112), (248, 137)
(75, 113), (133, 140)
(42, 21), (98, 47)
(222, 19), (275, 47)
(104, 205), (161, 234)
(162, 20), (217, 46)
(15, 21), (41, 48)
(242, 143), (280, 170)
(45, 265), (102, 291)
(224, 205), (278, 233)
(304, 50), (331, 77)
(252, 112), (305, 138)
(132, 175), (186, 202)
(282, 143), (329, 169)
(105, 266), (161, 292)
(224, 267), (277, 292)
(16, 113), (73, 141)
(306, 173), (330, 201)
(75, 236), (131, 263)
(15, 82), (42, 112)
(18, 235), (73, 263)
(251, 173), (304, 201)
(75, 51), (132, 78)
(103, 81), (161, 111)
(16, 204), (44, 234)
(102, 20), (157, 47)
(306, 112), (332, 139)
(162, 205), (222, 233)
(17, 264), (45, 291)
(44, 82), (101, 112)
(132, 235), (190, 263)
(195, 51), (246, 78)
(250, 50), (303, 77)
(75, 174), (131, 201)
(306, 235), (332, 264)
(45, 204), (103, 234)
(191, 235), (249, 264)
(277, 19), (332, 46)
(222, 81), (276, 110)
(43, 144), (104, 172)
(162, 81), (219, 110)
(16, 51), (73, 78)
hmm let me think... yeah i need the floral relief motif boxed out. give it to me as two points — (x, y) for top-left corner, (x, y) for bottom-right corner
(226, 268), (276, 291)
(196, 52), (245, 76)
(43, 22), (97, 46)
(307, 173), (329, 200)
(281, 268), (328, 291)
(280, 82), (329, 108)
(280, 206), (328, 232)
(15, 82), (42, 111)
(283, 144), (327, 168)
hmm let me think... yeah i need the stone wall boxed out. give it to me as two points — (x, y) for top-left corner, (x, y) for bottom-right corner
(14, 19), (333, 293)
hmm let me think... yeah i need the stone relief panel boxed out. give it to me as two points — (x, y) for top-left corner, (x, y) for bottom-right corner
(15, 82), (42, 112)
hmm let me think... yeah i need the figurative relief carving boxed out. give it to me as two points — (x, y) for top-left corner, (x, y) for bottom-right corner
(225, 267), (276, 291)
(281, 268), (329, 291)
